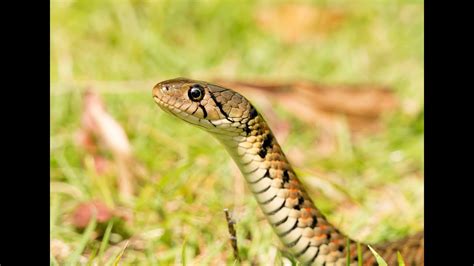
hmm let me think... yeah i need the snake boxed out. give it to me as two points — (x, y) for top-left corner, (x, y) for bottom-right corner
(152, 78), (424, 265)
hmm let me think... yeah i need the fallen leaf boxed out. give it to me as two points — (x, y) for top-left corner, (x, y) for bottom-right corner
(77, 88), (149, 200)
(71, 201), (113, 229)
(213, 79), (399, 156)
(255, 4), (347, 43)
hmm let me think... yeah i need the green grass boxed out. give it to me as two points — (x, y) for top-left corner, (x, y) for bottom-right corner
(51, 0), (423, 264)
(368, 245), (388, 266)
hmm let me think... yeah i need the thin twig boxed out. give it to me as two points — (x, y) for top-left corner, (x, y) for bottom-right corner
(224, 208), (240, 262)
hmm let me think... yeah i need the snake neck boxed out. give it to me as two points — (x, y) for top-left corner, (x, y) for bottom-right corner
(213, 113), (359, 265)
(214, 113), (423, 265)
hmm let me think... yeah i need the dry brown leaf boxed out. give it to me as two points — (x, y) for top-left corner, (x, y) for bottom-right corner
(213, 79), (397, 132)
(99, 236), (146, 263)
(294, 81), (398, 117)
(212, 79), (399, 156)
(255, 4), (347, 43)
(81, 89), (132, 157)
(71, 200), (113, 229)
(77, 88), (148, 200)
(93, 155), (110, 175)
(275, 82), (398, 134)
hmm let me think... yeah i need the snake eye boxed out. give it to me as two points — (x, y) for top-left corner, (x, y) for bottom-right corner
(188, 84), (204, 101)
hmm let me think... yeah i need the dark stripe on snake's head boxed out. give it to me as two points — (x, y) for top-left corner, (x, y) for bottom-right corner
(209, 92), (233, 122)
(199, 104), (208, 118)
(153, 78), (256, 131)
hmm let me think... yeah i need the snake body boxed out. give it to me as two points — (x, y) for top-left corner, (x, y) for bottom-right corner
(152, 78), (424, 265)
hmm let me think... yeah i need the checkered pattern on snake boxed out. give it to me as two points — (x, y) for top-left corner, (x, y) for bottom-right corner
(152, 78), (424, 266)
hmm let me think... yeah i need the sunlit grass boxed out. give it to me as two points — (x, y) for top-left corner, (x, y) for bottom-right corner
(50, 0), (423, 264)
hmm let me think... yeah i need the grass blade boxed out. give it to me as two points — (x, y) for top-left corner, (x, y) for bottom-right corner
(50, 194), (60, 233)
(397, 251), (406, 266)
(367, 245), (387, 266)
(112, 240), (129, 266)
(66, 214), (97, 265)
(346, 237), (350, 266)
(99, 220), (115, 260)
(86, 246), (99, 266)
(357, 242), (362, 266)
(50, 253), (59, 266)
(181, 238), (187, 266)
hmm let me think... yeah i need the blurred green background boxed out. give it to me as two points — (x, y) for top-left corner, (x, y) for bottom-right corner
(51, 0), (423, 265)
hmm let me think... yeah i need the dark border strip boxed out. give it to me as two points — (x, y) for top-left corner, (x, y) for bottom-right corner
(209, 92), (233, 122)
(265, 199), (286, 215)
(278, 220), (299, 237)
(260, 194), (277, 204)
(296, 242), (311, 257)
(248, 169), (271, 184)
(273, 215), (289, 226)
(254, 185), (271, 194)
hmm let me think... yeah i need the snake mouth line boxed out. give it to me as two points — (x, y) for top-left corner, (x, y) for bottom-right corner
(153, 96), (223, 132)
(153, 96), (178, 117)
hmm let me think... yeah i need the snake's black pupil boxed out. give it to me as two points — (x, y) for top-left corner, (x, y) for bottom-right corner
(191, 88), (200, 98)
(189, 85), (204, 101)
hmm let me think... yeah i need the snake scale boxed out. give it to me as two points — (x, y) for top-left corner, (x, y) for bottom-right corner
(152, 78), (424, 265)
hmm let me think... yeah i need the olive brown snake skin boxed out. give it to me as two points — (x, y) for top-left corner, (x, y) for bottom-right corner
(152, 78), (424, 265)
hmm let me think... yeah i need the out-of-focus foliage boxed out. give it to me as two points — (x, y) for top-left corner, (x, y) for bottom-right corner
(51, 0), (423, 264)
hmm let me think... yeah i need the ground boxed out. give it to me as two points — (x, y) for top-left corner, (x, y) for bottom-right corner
(51, 1), (423, 264)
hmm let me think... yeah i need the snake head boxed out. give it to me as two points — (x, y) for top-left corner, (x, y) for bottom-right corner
(153, 78), (256, 133)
